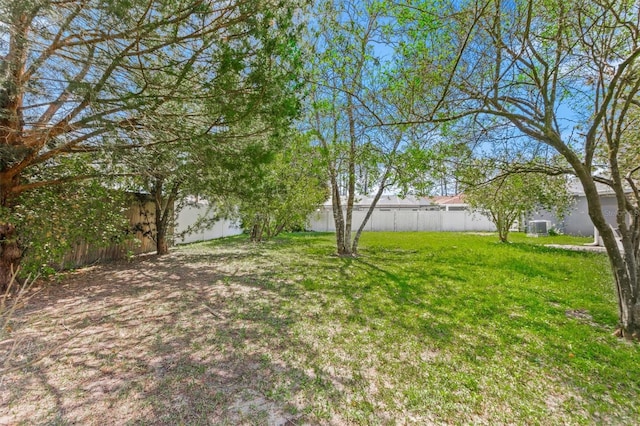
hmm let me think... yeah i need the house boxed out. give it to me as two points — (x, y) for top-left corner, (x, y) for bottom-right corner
(530, 180), (620, 236)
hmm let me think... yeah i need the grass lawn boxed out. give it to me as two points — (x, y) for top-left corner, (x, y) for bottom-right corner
(1, 232), (639, 424)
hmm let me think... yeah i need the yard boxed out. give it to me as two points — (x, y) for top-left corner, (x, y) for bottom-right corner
(1, 232), (639, 424)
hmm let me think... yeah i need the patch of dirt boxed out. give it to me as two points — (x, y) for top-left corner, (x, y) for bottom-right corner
(565, 308), (608, 331)
(0, 248), (307, 425)
(565, 309), (593, 322)
(545, 244), (607, 253)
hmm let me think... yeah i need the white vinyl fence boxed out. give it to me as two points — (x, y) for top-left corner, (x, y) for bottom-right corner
(308, 208), (496, 233)
(175, 203), (497, 245)
(175, 204), (242, 244)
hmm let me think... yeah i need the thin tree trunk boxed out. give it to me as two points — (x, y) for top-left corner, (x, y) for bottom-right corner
(352, 134), (402, 254)
(342, 95), (357, 256)
(273, 222), (286, 237)
(497, 214), (508, 242)
(352, 174), (390, 254)
(330, 170), (348, 254)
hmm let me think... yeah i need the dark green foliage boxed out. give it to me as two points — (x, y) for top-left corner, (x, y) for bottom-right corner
(231, 134), (329, 241)
(1, 0), (305, 279)
(1, 181), (130, 276)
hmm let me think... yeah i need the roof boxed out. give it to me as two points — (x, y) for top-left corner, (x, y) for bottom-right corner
(322, 195), (436, 208)
(429, 194), (466, 204)
(567, 179), (618, 196)
(321, 194), (469, 209)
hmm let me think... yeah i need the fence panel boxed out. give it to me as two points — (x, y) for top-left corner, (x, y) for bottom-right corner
(417, 211), (443, 231)
(61, 198), (157, 268)
(369, 210), (394, 231)
(175, 204), (242, 244)
(307, 208), (496, 233)
(395, 210), (418, 231)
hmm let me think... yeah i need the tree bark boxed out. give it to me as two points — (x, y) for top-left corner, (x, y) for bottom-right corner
(352, 173), (389, 253)
(155, 197), (170, 255)
(250, 223), (261, 242)
(330, 169), (349, 255)
(0, 175), (22, 292)
(0, 222), (21, 293)
(342, 95), (357, 256)
(580, 175), (640, 339)
(152, 177), (177, 256)
(156, 231), (169, 255)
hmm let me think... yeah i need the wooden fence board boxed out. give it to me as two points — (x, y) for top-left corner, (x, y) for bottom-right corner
(60, 195), (168, 269)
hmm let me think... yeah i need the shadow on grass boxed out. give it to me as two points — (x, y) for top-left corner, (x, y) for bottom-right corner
(1, 254), (349, 425)
(3, 235), (637, 424)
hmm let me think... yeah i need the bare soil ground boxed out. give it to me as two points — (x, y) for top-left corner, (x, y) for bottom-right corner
(1, 246), (306, 425)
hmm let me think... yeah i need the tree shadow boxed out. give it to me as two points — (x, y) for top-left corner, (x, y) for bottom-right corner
(1, 254), (353, 425)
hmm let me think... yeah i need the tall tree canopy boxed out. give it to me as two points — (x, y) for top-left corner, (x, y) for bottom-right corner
(0, 0), (301, 288)
(393, 0), (640, 338)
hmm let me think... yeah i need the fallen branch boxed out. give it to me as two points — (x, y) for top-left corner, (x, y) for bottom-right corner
(203, 304), (226, 320)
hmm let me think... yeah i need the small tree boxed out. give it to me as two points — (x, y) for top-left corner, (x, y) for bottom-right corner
(463, 161), (572, 242)
(232, 134), (328, 242)
(306, 0), (434, 256)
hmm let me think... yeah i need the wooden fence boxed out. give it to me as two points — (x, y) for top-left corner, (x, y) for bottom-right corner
(60, 194), (165, 269)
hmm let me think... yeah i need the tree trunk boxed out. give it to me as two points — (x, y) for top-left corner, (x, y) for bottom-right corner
(497, 225), (508, 242)
(156, 231), (169, 255)
(0, 176), (22, 292)
(330, 171), (350, 255)
(250, 223), (261, 242)
(273, 222), (286, 238)
(352, 173), (389, 254)
(493, 212), (508, 243)
(152, 177), (175, 256)
(600, 226), (640, 339)
(0, 222), (21, 293)
(581, 176), (640, 339)
(155, 205), (170, 255)
(343, 95), (357, 256)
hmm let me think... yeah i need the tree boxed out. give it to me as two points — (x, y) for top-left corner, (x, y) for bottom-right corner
(462, 160), (572, 242)
(230, 133), (328, 242)
(133, 120), (287, 253)
(306, 0), (433, 256)
(0, 0), (301, 289)
(394, 0), (640, 338)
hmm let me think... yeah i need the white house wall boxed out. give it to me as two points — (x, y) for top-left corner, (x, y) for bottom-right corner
(531, 195), (620, 237)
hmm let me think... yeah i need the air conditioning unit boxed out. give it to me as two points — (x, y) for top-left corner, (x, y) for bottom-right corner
(527, 220), (552, 236)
